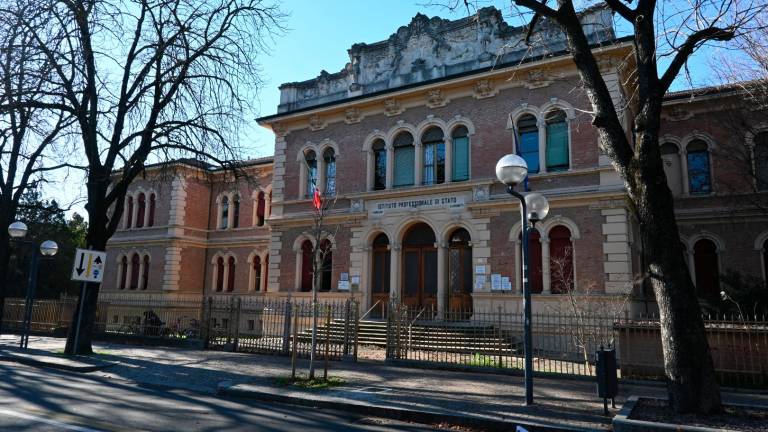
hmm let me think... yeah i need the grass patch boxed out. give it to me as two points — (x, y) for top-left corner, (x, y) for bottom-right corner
(466, 353), (504, 368)
(275, 375), (345, 390)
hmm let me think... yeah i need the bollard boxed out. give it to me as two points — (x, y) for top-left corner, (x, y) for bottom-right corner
(595, 345), (618, 415)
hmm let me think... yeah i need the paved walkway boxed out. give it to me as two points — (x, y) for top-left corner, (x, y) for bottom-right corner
(2, 335), (767, 431)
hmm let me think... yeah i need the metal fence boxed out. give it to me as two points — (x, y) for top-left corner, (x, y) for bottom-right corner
(205, 297), (359, 361)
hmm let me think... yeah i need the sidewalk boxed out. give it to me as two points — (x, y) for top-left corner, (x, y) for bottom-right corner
(2, 335), (767, 431)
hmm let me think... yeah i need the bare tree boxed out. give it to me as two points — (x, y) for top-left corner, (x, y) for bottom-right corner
(427, 0), (767, 413)
(0, 1), (79, 334)
(0, 0), (284, 354)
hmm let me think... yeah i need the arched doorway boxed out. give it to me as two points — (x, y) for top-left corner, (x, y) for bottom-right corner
(448, 228), (472, 319)
(370, 233), (391, 318)
(693, 238), (720, 299)
(402, 223), (437, 311)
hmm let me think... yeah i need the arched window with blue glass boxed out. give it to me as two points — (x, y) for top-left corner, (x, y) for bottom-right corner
(516, 114), (539, 174)
(686, 139), (712, 195)
(323, 148), (336, 196)
(393, 132), (415, 187)
(754, 132), (768, 191)
(451, 126), (470, 182)
(305, 150), (318, 198)
(422, 127), (445, 185)
(372, 139), (387, 190)
(545, 109), (569, 172)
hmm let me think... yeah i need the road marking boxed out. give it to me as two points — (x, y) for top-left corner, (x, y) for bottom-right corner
(0, 408), (104, 432)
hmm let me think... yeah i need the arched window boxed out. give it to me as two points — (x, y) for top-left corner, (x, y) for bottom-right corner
(129, 253), (140, 290)
(660, 142), (683, 196)
(687, 139), (711, 195)
(305, 150), (318, 198)
(232, 194), (240, 228)
(324, 148), (336, 196)
(256, 191), (266, 226)
(264, 254), (269, 291)
(520, 229), (543, 293)
(126, 196), (134, 228)
(693, 239), (719, 299)
(422, 127), (445, 185)
(227, 256), (236, 292)
(549, 226), (574, 294)
(253, 255), (262, 291)
(267, 190), (272, 217)
(215, 256), (225, 292)
(371, 234), (391, 304)
(393, 132), (415, 187)
(300, 240), (313, 292)
(119, 256), (128, 290)
(136, 193), (146, 228)
(373, 139), (387, 190)
(320, 239), (333, 292)
(141, 255), (150, 290)
(545, 110), (569, 172)
(148, 193), (156, 227)
(220, 196), (229, 229)
(451, 126), (470, 182)
(755, 132), (768, 191)
(517, 114), (539, 174)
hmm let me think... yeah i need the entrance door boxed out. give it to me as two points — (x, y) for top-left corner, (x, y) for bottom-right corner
(448, 228), (472, 319)
(401, 223), (437, 313)
(370, 233), (391, 318)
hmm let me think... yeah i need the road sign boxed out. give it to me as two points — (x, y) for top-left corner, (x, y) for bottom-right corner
(71, 248), (107, 283)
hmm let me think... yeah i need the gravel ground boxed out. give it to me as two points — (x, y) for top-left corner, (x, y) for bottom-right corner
(630, 398), (768, 432)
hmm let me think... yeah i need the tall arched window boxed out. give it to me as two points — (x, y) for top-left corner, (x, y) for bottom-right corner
(320, 239), (333, 292)
(660, 142), (683, 196)
(517, 114), (539, 174)
(129, 253), (140, 290)
(520, 229), (543, 293)
(126, 196), (134, 228)
(300, 240), (313, 292)
(215, 256), (225, 292)
(687, 139), (711, 195)
(253, 255), (262, 291)
(371, 234), (391, 309)
(305, 150), (317, 198)
(545, 110), (569, 172)
(232, 194), (240, 228)
(264, 254), (269, 291)
(136, 193), (146, 228)
(148, 193), (156, 227)
(755, 132), (768, 191)
(227, 256), (236, 292)
(422, 127), (445, 185)
(451, 126), (470, 182)
(119, 256), (128, 290)
(141, 255), (150, 290)
(324, 148), (336, 196)
(448, 228), (473, 316)
(393, 132), (415, 187)
(693, 239), (719, 299)
(256, 191), (266, 226)
(549, 225), (574, 294)
(220, 196), (229, 229)
(373, 139), (387, 190)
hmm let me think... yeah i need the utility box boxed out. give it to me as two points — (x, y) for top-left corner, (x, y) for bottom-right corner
(596, 347), (618, 399)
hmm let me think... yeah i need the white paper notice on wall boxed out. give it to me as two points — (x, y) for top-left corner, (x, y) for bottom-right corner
(501, 277), (512, 291)
(475, 265), (486, 274)
(491, 274), (502, 290)
(338, 280), (350, 291)
(474, 275), (485, 290)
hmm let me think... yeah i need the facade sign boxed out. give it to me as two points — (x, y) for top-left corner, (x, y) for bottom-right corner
(370, 195), (465, 216)
(491, 274), (502, 290)
(71, 248), (107, 283)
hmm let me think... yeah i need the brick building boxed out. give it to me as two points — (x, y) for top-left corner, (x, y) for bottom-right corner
(101, 6), (768, 317)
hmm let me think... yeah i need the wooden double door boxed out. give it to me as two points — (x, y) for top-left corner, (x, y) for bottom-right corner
(402, 245), (438, 312)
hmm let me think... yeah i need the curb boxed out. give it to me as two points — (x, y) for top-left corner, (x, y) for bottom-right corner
(217, 382), (591, 432)
(0, 353), (116, 373)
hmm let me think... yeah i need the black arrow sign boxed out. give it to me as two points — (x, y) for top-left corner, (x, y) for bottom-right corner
(75, 253), (85, 276)
(94, 256), (102, 265)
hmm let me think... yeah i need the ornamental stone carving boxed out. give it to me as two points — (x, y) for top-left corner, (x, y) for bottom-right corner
(473, 79), (497, 99)
(383, 98), (404, 117)
(344, 108), (363, 124)
(473, 184), (490, 202)
(426, 89), (448, 108)
(309, 114), (326, 131)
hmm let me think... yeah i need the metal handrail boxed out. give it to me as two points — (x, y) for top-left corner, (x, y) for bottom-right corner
(360, 300), (382, 321)
(407, 306), (427, 352)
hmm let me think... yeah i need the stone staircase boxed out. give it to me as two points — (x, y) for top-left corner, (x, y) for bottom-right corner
(297, 319), (521, 355)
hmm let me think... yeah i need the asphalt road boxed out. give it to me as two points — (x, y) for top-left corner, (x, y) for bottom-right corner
(0, 363), (445, 432)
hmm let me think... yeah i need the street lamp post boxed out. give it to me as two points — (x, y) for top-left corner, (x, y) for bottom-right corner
(8, 221), (59, 349)
(495, 155), (549, 406)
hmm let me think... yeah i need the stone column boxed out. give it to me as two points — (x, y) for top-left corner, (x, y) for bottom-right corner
(436, 242), (447, 318)
(261, 258), (268, 292)
(444, 137), (453, 183)
(602, 208), (632, 293)
(385, 145), (394, 189)
(541, 238), (551, 294)
(365, 150), (373, 191)
(390, 242), (401, 301)
(414, 144), (423, 186)
(538, 120), (547, 174)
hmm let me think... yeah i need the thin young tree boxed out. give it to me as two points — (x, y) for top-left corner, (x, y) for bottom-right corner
(0, 1), (79, 334)
(0, 0), (284, 354)
(431, 0), (765, 413)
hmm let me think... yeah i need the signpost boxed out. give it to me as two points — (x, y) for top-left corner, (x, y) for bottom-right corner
(71, 249), (107, 353)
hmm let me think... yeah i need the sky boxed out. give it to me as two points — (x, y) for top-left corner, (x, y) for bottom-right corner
(46, 0), (729, 218)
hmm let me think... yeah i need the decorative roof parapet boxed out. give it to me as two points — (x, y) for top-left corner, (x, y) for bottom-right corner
(276, 5), (615, 114)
